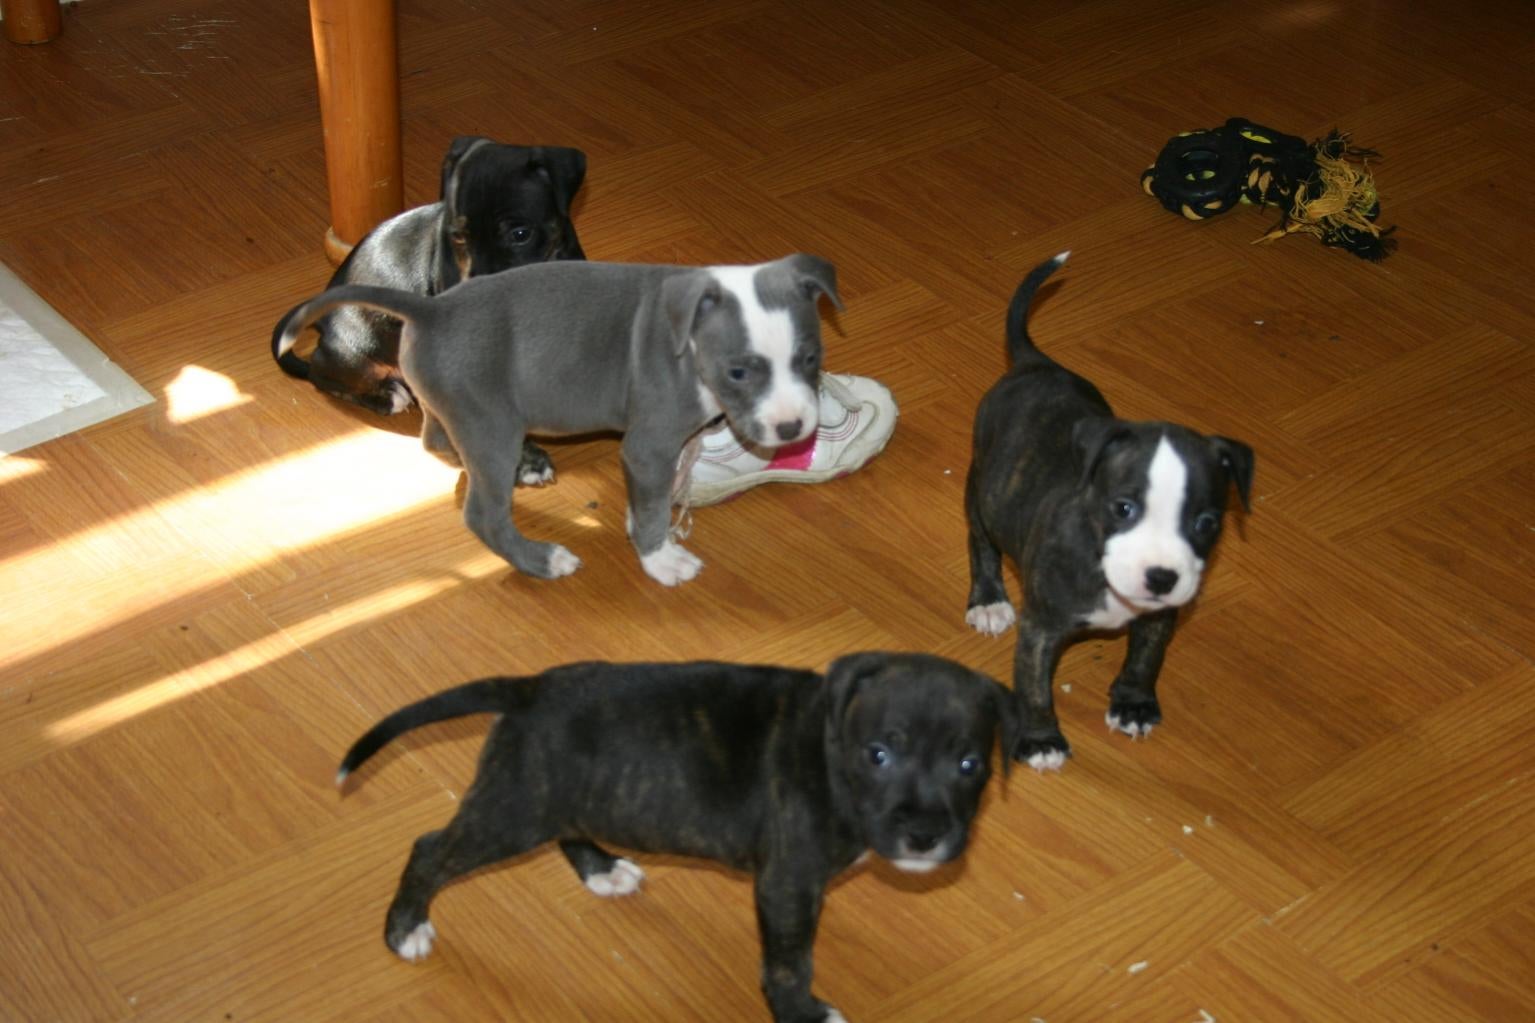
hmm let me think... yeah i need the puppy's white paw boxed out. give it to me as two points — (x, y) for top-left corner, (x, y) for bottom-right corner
(584, 858), (645, 897)
(1027, 749), (1067, 772)
(383, 381), (413, 415)
(823, 1008), (849, 1023)
(395, 921), (437, 962)
(640, 542), (703, 586)
(966, 601), (1016, 636)
(519, 465), (555, 486)
(1106, 712), (1154, 739)
(546, 545), (582, 578)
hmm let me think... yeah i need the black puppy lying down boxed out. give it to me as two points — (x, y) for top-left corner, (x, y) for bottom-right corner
(274, 136), (586, 482)
(338, 653), (1016, 1023)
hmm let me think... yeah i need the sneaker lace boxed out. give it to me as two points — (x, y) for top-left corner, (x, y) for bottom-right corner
(668, 431), (705, 540)
(819, 372), (859, 411)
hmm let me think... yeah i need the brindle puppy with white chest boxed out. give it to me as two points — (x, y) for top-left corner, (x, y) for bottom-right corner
(964, 253), (1254, 770)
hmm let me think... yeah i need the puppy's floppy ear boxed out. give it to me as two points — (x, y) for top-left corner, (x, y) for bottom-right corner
(823, 653), (888, 747)
(788, 253), (843, 311)
(982, 676), (1020, 778)
(1209, 436), (1255, 513)
(530, 146), (588, 217)
(1072, 417), (1131, 489)
(439, 135), (493, 206)
(661, 270), (721, 357)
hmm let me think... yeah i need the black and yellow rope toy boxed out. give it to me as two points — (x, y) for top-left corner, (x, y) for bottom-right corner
(1141, 117), (1396, 261)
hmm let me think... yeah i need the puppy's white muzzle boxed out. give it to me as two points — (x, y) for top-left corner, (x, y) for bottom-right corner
(888, 836), (956, 874)
(754, 384), (818, 447)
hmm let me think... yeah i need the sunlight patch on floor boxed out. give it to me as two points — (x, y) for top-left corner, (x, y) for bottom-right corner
(0, 454), (45, 485)
(163, 365), (253, 424)
(0, 427), (463, 671)
(45, 547), (508, 745)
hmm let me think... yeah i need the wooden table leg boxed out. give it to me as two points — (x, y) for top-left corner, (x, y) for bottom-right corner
(308, 0), (404, 265)
(2, 0), (63, 44)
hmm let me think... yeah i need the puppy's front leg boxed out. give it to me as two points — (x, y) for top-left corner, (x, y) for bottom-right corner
(622, 434), (702, 587)
(1106, 607), (1177, 738)
(1013, 614), (1071, 771)
(754, 869), (844, 1023)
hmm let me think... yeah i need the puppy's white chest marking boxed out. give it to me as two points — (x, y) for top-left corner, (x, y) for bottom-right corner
(1081, 590), (1139, 630)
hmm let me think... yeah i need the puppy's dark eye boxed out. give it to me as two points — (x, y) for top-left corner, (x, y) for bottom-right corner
(698, 293), (718, 314)
(727, 365), (748, 382)
(1111, 498), (1140, 522)
(867, 745), (891, 767)
(1192, 511), (1220, 536)
(799, 349), (820, 372)
(503, 224), (533, 244)
(959, 757), (981, 776)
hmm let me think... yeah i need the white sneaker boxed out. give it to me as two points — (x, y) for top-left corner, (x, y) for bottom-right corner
(679, 373), (898, 507)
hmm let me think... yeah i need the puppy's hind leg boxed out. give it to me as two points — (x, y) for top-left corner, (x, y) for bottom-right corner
(560, 839), (645, 897)
(309, 345), (414, 416)
(384, 805), (551, 962)
(420, 408), (461, 467)
(964, 472), (1015, 636)
(453, 415), (580, 578)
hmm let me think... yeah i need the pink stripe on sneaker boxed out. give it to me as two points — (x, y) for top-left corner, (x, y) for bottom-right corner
(767, 435), (817, 471)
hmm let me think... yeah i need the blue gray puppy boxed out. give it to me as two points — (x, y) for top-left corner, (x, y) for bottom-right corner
(274, 254), (839, 585)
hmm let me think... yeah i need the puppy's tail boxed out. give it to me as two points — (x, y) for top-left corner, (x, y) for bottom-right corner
(336, 676), (532, 787)
(272, 284), (439, 377)
(1005, 251), (1070, 366)
(271, 313), (312, 379)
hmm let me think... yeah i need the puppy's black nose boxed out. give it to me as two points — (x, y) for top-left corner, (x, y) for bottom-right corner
(1145, 567), (1179, 596)
(905, 831), (940, 853)
(775, 419), (803, 442)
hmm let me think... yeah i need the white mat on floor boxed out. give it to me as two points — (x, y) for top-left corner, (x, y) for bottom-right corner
(0, 262), (153, 456)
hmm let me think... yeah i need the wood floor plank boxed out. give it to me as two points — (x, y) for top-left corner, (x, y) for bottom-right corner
(873, 854), (1253, 1022)
(1275, 775), (1535, 987)
(1283, 664), (1535, 859)
(1172, 922), (1397, 1023)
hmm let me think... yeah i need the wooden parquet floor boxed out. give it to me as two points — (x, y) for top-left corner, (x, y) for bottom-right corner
(2, 0), (1533, 1019)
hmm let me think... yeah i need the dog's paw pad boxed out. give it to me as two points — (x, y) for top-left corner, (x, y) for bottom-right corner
(584, 858), (645, 897)
(545, 545), (581, 578)
(1026, 749), (1068, 772)
(965, 601), (1016, 636)
(641, 542), (703, 586)
(394, 921), (437, 962)
(1106, 710), (1158, 740)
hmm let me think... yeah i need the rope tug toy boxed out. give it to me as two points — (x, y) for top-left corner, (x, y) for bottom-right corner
(1141, 117), (1396, 261)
